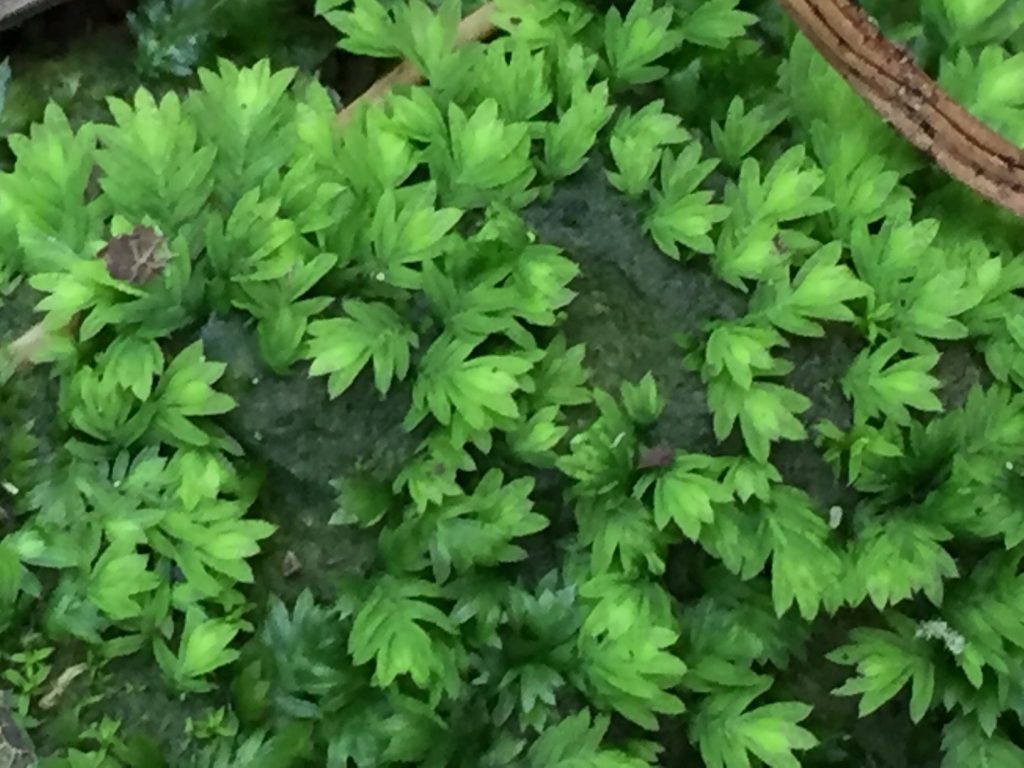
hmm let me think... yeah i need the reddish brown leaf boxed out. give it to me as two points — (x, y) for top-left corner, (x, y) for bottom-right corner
(98, 225), (169, 285)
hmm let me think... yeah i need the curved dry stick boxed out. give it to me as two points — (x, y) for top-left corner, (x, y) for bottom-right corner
(777, 0), (1024, 216)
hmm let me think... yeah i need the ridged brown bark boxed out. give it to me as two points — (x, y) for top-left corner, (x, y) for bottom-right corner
(778, 0), (1024, 216)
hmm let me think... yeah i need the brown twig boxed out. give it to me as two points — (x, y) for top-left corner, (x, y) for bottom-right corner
(777, 0), (1024, 216)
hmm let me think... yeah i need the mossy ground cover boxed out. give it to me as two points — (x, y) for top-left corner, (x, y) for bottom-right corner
(3, 1), (1024, 766)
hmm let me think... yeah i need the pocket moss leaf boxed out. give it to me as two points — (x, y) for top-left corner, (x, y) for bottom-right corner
(393, 0), (463, 85)
(644, 454), (731, 541)
(941, 716), (1024, 768)
(188, 59), (298, 203)
(305, 300), (418, 398)
(154, 606), (243, 692)
(607, 100), (689, 198)
(490, 0), (593, 50)
(542, 79), (615, 180)
(675, 0), (758, 49)
(729, 146), (832, 225)
(316, 0), (403, 58)
(579, 496), (666, 578)
(339, 110), (420, 200)
(848, 513), (958, 609)
(603, 0), (683, 86)
(405, 336), (533, 432)
(710, 95), (787, 170)
(526, 710), (653, 768)
(96, 88), (216, 234)
(750, 242), (871, 337)
(645, 143), (729, 259)
(476, 39), (552, 124)
(149, 341), (237, 448)
(365, 186), (463, 289)
(841, 340), (944, 427)
(760, 487), (844, 619)
(577, 619), (687, 730)
(86, 543), (161, 622)
(827, 622), (937, 722)
(1, 103), (100, 257)
(385, 470), (548, 583)
(690, 680), (818, 768)
(431, 99), (536, 210)
(702, 322), (811, 463)
(348, 574), (458, 691)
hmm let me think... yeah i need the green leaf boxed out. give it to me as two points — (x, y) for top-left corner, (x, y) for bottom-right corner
(490, 0), (594, 49)
(711, 95), (787, 169)
(432, 99), (536, 209)
(752, 242), (872, 337)
(828, 623), (936, 722)
(815, 419), (903, 486)
(942, 717), (1024, 768)
(712, 221), (793, 290)
(704, 323), (789, 390)
(94, 333), (165, 402)
(96, 87), (216, 234)
(848, 218), (989, 347)
(543, 78), (615, 180)
(385, 470), (549, 583)
(848, 514), (958, 609)
(676, 0), (758, 49)
(317, 0), (404, 57)
(604, 0), (684, 85)
(708, 378), (810, 464)
(761, 487), (843, 619)
(726, 145), (832, 226)
(150, 341), (236, 448)
(942, 552), (1024, 686)
(645, 144), (730, 259)
(364, 186), (463, 289)
(508, 405), (569, 466)
(393, 0), (463, 84)
(620, 371), (664, 425)
(476, 38), (552, 123)
(650, 454), (731, 540)
(306, 300), (418, 397)
(338, 106), (419, 195)
(156, 607), (242, 692)
(348, 574), (457, 691)
(87, 544), (160, 621)
(578, 620), (687, 730)
(527, 710), (653, 768)
(691, 680), (818, 768)
(581, 496), (666, 577)
(178, 610), (243, 679)
(188, 58), (298, 202)
(842, 340), (944, 426)
(406, 336), (533, 432)
(2, 102), (100, 257)
(607, 100), (689, 197)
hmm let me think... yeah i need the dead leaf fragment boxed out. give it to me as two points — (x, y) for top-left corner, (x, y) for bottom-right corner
(98, 226), (169, 285)
(637, 442), (677, 470)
